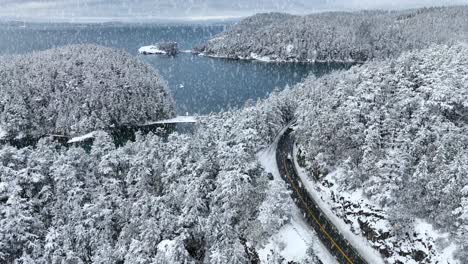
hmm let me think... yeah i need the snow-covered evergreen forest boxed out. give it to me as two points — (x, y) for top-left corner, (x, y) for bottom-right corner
(2, 41), (468, 263)
(201, 6), (468, 62)
(1, 3), (468, 264)
(291, 43), (468, 262)
(0, 45), (175, 139)
(0, 58), (298, 262)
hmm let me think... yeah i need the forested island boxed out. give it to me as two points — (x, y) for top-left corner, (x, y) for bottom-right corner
(199, 6), (468, 62)
(0, 45), (175, 140)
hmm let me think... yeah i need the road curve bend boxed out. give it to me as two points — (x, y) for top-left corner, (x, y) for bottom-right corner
(276, 127), (368, 264)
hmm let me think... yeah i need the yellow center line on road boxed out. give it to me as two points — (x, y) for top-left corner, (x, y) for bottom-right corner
(283, 159), (354, 264)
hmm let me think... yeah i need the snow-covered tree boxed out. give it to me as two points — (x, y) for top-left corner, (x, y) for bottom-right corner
(291, 43), (468, 262)
(0, 44), (175, 138)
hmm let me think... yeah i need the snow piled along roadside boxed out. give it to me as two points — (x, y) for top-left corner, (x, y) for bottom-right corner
(256, 131), (337, 264)
(257, 217), (335, 264)
(291, 143), (459, 264)
(290, 144), (385, 264)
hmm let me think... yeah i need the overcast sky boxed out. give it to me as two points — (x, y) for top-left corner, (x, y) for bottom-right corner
(1, 0), (467, 21)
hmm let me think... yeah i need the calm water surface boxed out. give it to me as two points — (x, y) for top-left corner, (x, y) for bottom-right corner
(0, 22), (351, 114)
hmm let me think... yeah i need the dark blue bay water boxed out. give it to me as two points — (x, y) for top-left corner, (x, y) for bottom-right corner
(0, 22), (350, 114)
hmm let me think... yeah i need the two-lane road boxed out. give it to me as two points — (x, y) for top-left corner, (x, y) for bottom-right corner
(276, 127), (368, 264)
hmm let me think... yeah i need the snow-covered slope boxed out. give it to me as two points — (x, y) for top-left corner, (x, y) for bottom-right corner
(290, 43), (468, 262)
(293, 143), (458, 263)
(291, 144), (385, 264)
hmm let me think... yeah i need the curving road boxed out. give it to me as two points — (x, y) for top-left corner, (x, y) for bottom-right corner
(276, 127), (368, 264)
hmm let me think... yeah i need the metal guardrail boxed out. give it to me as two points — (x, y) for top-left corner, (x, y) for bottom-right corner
(276, 128), (368, 264)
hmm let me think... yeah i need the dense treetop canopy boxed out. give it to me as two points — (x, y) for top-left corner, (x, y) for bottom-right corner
(0, 44), (175, 138)
(292, 43), (468, 261)
(1, 39), (468, 262)
(0, 87), (296, 263)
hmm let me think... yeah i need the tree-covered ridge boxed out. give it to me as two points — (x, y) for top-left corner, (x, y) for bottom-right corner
(0, 87), (297, 263)
(291, 43), (468, 261)
(202, 6), (468, 62)
(0, 45), (175, 138)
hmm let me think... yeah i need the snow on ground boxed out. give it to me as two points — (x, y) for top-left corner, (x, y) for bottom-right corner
(201, 51), (293, 63)
(257, 216), (337, 264)
(414, 219), (449, 240)
(256, 128), (337, 264)
(202, 53), (230, 59)
(256, 217), (310, 262)
(250, 52), (272, 62)
(0, 125), (7, 140)
(292, 144), (386, 264)
(291, 142), (460, 263)
(157, 239), (177, 252)
(437, 244), (459, 264)
(138, 45), (167, 55)
(145, 116), (197, 125)
(155, 239), (193, 262)
(256, 125), (291, 179)
(67, 131), (96, 144)
(414, 219), (458, 264)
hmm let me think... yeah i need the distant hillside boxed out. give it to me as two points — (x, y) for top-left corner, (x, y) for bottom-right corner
(200, 6), (468, 62)
(0, 45), (175, 138)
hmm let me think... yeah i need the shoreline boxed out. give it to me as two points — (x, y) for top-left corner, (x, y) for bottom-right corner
(196, 51), (362, 64)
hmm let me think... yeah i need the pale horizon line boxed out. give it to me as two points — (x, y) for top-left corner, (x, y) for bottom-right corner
(1, 4), (466, 24)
